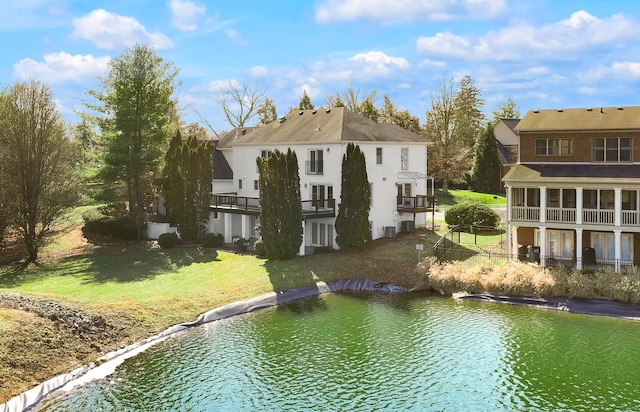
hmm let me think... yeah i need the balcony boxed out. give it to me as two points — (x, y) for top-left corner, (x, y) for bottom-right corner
(305, 160), (324, 175)
(210, 194), (335, 219)
(397, 195), (435, 213)
(510, 205), (640, 226)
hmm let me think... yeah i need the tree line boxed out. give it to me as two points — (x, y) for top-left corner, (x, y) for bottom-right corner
(0, 43), (520, 264)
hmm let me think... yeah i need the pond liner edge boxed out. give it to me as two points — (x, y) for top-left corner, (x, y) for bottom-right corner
(1, 277), (404, 412)
(453, 292), (640, 321)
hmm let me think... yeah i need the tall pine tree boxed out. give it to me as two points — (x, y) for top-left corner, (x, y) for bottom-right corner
(471, 123), (502, 194)
(162, 131), (213, 241)
(335, 143), (371, 250)
(257, 149), (302, 259)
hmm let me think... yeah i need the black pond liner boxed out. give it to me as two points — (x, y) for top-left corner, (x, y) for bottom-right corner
(453, 292), (640, 321)
(1, 278), (404, 412)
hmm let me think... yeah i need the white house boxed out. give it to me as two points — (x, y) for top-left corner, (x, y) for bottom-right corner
(208, 107), (431, 255)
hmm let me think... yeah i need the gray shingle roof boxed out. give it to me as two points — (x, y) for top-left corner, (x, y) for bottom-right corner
(516, 106), (640, 132)
(503, 164), (640, 181)
(217, 107), (426, 148)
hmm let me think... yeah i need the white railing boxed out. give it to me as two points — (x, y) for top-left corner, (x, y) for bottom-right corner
(546, 207), (576, 223)
(622, 210), (640, 226)
(583, 209), (614, 225)
(511, 206), (540, 221)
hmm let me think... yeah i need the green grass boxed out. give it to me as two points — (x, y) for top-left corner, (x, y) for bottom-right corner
(435, 189), (506, 210)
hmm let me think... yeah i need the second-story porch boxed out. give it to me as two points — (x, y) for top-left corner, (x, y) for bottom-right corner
(508, 186), (640, 228)
(210, 193), (336, 219)
(397, 195), (435, 213)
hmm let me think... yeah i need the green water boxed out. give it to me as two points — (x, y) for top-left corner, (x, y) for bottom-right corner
(38, 292), (640, 411)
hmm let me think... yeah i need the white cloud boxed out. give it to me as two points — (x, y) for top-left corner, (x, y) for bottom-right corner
(167, 0), (206, 31)
(316, 0), (507, 24)
(72, 9), (173, 50)
(225, 29), (248, 46)
(13, 52), (110, 84)
(207, 79), (238, 92)
(577, 86), (598, 95)
(416, 11), (640, 61)
(612, 62), (640, 77)
(248, 66), (268, 77)
(349, 51), (409, 76)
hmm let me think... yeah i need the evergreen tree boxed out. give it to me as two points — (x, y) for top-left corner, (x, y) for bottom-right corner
(335, 143), (371, 250)
(298, 90), (314, 110)
(162, 131), (213, 241)
(257, 149), (302, 259)
(492, 98), (520, 120)
(471, 123), (502, 193)
(86, 44), (180, 238)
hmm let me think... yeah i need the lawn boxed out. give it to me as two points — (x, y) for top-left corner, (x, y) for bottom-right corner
(435, 189), (506, 210)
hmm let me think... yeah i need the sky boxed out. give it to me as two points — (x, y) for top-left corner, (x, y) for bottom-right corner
(3, 0), (640, 133)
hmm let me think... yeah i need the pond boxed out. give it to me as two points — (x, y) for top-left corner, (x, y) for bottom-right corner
(36, 291), (640, 411)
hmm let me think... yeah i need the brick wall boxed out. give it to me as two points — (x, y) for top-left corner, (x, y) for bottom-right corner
(519, 131), (640, 163)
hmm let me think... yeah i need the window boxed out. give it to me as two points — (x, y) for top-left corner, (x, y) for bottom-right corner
(401, 148), (409, 170)
(312, 184), (333, 208)
(622, 190), (638, 210)
(583, 189), (615, 209)
(238, 179), (243, 190)
(541, 229), (574, 259)
(535, 138), (572, 156)
(307, 149), (324, 175)
(592, 138), (632, 162)
(546, 188), (576, 208)
(591, 233), (633, 263)
(376, 147), (383, 164)
(254, 180), (260, 191)
(311, 223), (334, 247)
(257, 150), (273, 172)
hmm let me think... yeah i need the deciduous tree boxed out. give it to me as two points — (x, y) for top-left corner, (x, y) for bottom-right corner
(335, 143), (371, 250)
(0, 80), (81, 263)
(86, 44), (180, 238)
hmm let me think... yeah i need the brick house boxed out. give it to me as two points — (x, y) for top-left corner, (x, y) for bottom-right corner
(503, 106), (640, 272)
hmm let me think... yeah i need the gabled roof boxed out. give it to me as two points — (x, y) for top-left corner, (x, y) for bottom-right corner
(496, 141), (518, 165)
(516, 106), (640, 132)
(217, 107), (426, 148)
(499, 118), (520, 133)
(212, 140), (233, 180)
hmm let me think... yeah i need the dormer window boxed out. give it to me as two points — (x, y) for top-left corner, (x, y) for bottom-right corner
(592, 138), (632, 162)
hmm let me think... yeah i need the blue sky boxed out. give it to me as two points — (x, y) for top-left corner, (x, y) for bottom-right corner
(3, 0), (640, 132)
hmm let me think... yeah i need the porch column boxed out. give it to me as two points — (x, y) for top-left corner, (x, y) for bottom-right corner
(614, 230), (622, 273)
(614, 188), (622, 227)
(575, 228), (583, 270)
(299, 221), (306, 256)
(575, 187), (583, 225)
(506, 185), (512, 222)
(241, 215), (252, 239)
(539, 186), (547, 223)
(224, 213), (233, 244)
(506, 222), (512, 258)
(539, 226), (547, 266)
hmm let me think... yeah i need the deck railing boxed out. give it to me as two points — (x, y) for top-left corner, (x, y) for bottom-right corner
(511, 206), (638, 226)
(210, 194), (335, 218)
(397, 195), (434, 213)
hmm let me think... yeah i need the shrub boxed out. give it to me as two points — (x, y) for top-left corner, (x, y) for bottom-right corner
(444, 202), (499, 231)
(233, 237), (249, 252)
(254, 237), (265, 256)
(201, 232), (224, 248)
(158, 232), (178, 249)
(82, 208), (139, 240)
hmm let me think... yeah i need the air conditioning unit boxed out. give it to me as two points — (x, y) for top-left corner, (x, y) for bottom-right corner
(384, 226), (396, 238)
(400, 221), (414, 233)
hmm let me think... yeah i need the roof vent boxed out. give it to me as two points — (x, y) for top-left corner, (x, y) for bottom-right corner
(299, 111), (304, 115)
(600, 108), (604, 113)
(586, 108), (593, 111)
(557, 109), (563, 112)
(242, 128), (246, 135)
(617, 107), (624, 110)
(315, 123), (321, 131)
(234, 130), (239, 139)
(533, 110), (539, 113)
(279, 117), (286, 123)
(325, 109), (331, 113)
(312, 109), (317, 114)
